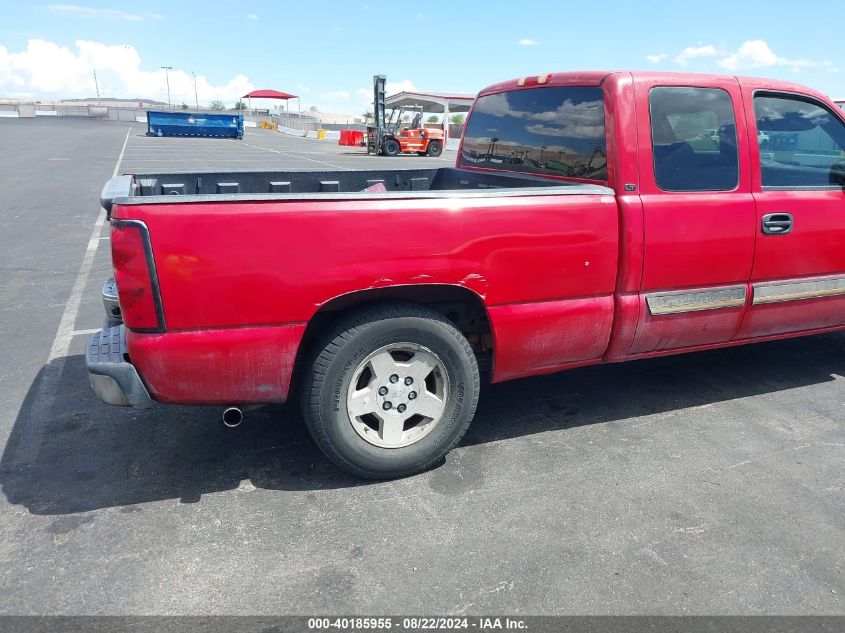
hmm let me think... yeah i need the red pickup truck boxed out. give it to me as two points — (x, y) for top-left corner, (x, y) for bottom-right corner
(88, 71), (845, 478)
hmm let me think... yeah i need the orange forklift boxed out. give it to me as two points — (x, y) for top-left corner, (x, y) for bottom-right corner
(366, 75), (444, 157)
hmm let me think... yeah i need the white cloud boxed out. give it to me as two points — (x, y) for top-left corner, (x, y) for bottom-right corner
(717, 39), (836, 72)
(323, 79), (420, 115)
(246, 13), (258, 20)
(47, 4), (162, 21)
(718, 40), (780, 70)
(674, 44), (718, 66)
(306, 78), (433, 116)
(386, 79), (418, 94)
(525, 123), (603, 139)
(473, 93), (604, 139)
(0, 38), (254, 105)
(527, 99), (605, 139)
(473, 92), (525, 118)
(646, 53), (667, 64)
(313, 88), (369, 114)
(519, 38), (538, 46)
(296, 83), (312, 93)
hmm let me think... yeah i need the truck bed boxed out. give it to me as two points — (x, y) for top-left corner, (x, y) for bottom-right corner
(101, 167), (609, 214)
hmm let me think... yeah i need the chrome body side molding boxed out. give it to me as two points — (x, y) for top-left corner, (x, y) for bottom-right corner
(752, 275), (845, 305)
(646, 286), (747, 316)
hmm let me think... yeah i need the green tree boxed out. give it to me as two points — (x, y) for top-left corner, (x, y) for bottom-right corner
(210, 100), (225, 110)
(181, 103), (188, 110)
(234, 100), (247, 111)
(362, 111), (373, 122)
(449, 113), (465, 125)
(426, 115), (440, 124)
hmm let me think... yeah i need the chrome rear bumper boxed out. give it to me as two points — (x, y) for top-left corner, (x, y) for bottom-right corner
(101, 276), (121, 322)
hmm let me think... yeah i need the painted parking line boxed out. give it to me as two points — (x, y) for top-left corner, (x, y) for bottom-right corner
(71, 328), (102, 336)
(47, 125), (129, 365)
(120, 158), (327, 163)
(241, 142), (350, 170)
(14, 126), (132, 466)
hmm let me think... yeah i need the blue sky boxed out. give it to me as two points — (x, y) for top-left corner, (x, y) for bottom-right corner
(0, 1), (842, 112)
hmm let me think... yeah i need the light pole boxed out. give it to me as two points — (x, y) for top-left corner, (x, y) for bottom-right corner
(191, 71), (199, 110)
(161, 66), (172, 108)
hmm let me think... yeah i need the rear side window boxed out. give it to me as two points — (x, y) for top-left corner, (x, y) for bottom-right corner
(649, 87), (739, 191)
(754, 94), (845, 188)
(460, 86), (607, 181)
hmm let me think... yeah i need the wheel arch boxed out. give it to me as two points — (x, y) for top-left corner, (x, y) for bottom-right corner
(291, 284), (494, 393)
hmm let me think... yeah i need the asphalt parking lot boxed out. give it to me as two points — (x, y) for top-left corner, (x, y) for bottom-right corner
(119, 122), (455, 173)
(0, 117), (842, 615)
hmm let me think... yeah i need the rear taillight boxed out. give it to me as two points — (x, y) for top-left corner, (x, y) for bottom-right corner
(111, 220), (165, 331)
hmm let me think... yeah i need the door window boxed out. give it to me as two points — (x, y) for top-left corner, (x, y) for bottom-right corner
(754, 94), (845, 188)
(649, 87), (739, 192)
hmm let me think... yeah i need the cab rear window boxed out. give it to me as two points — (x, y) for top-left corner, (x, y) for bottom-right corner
(460, 86), (607, 181)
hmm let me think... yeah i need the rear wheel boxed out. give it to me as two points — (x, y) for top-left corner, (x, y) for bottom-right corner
(382, 139), (400, 156)
(426, 140), (443, 157)
(302, 303), (480, 479)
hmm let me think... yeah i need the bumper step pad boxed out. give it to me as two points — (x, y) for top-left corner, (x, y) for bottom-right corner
(86, 322), (153, 408)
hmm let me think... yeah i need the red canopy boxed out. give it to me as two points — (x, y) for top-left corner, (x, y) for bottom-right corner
(242, 89), (297, 100)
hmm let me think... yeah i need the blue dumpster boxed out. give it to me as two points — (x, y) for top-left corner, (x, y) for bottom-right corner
(146, 111), (244, 139)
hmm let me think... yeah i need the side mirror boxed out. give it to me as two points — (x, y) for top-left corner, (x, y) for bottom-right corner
(830, 162), (845, 187)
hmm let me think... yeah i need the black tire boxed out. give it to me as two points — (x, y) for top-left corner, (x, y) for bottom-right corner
(426, 140), (443, 157)
(301, 303), (480, 479)
(382, 139), (400, 156)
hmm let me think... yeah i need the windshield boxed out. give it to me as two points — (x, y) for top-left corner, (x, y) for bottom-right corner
(460, 86), (607, 181)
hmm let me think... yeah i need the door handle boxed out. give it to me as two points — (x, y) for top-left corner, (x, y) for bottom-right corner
(761, 212), (793, 235)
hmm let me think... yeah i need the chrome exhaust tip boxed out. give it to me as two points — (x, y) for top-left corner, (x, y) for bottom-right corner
(222, 407), (244, 428)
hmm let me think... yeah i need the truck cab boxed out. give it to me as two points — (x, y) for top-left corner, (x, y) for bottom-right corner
(461, 72), (845, 358)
